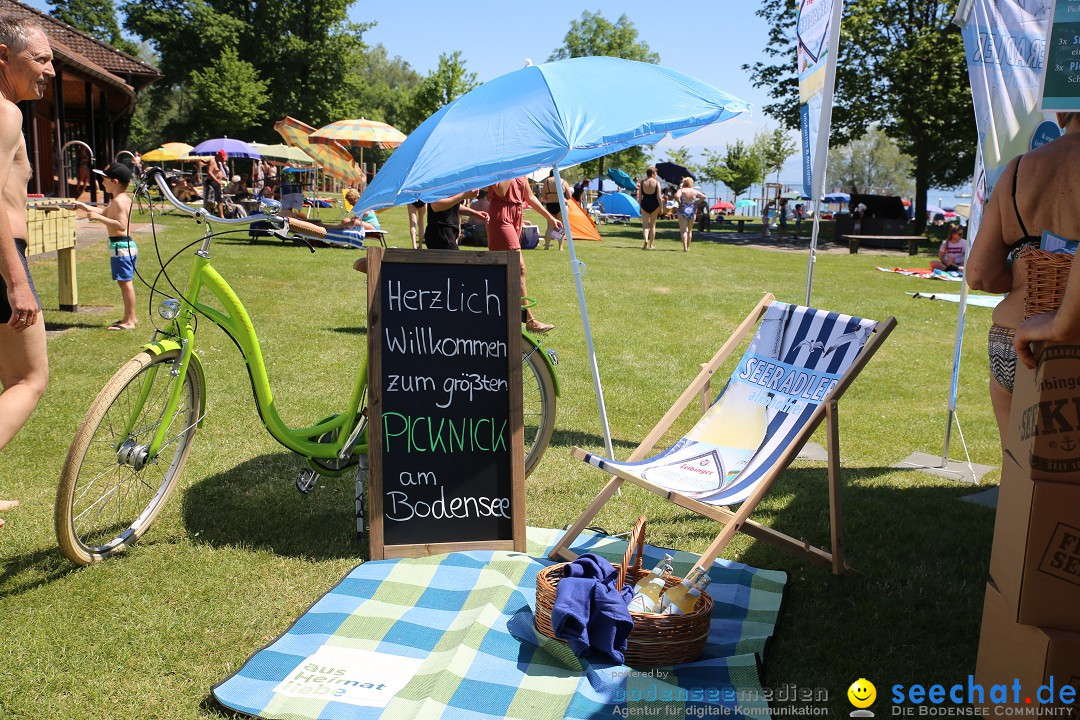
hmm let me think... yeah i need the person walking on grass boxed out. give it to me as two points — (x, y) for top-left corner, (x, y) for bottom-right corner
(77, 163), (137, 330)
(0, 15), (54, 529)
(539, 170), (570, 251)
(675, 177), (706, 252)
(637, 166), (662, 250)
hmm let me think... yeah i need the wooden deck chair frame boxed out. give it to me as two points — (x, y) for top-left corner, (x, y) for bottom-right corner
(550, 293), (896, 574)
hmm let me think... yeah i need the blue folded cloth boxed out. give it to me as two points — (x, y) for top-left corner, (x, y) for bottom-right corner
(550, 553), (634, 664)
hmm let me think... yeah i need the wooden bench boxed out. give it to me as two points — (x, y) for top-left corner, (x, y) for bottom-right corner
(842, 234), (927, 255)
(718, 214), (756, 232)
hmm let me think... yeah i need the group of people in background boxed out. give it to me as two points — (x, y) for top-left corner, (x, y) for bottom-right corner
(636, 168), (709, 252)
(371, 174), (563, 334)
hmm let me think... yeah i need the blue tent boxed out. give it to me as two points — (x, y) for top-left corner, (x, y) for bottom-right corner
(598, 192), (641, 218)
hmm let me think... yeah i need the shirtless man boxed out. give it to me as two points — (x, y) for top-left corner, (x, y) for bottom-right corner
(0, 16), (54, 528)
(204, 149), (227, 217)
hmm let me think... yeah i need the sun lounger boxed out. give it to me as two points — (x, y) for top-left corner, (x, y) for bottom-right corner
(550, 293), (896, 574)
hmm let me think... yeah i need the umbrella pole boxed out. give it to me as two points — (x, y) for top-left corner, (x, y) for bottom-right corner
(553, 166), (615, 461)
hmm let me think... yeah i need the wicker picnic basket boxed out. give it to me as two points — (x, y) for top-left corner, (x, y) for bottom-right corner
(1022, 245), (1073, 319)
(534, 516), (713, 667)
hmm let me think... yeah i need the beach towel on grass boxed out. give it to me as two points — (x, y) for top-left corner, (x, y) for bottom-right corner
(876, 266), (963, 281)
(908, 292), (1002, 308)
(212, 527), (786, 720)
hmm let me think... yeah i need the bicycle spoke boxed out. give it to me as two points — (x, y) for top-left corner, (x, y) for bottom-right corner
(60, 351), (201, 561)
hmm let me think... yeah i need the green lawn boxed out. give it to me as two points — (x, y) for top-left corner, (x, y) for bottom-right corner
(0, 206), (1000, 718)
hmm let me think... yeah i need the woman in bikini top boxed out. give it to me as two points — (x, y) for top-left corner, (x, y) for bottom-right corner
(967, 111), (1080, 447)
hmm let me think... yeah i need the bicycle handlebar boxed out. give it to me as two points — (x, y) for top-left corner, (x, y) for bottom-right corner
(140, 167), (330, 245)
(142, 167), (263, 227)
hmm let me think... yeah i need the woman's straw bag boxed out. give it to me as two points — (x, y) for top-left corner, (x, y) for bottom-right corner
(1022, 245), (1073, 319)
(534, 516), (713, 667)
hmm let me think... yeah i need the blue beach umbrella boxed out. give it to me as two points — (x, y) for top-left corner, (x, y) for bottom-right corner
(358, 57), (748, 208)
(357, 56), (750, 460)
(598, 192), (641, 218)
(606, 167), (637, 192)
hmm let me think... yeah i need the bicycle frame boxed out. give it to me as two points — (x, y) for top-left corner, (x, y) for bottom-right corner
(142, 249), (369, 462)
(130, 167), (558, 470)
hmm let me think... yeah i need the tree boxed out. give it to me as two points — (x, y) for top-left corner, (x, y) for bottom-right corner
(704, 141), (761, 200)
(664, 146), (697, 175)
(400, 51), (477, 133)
(186, 47), (268, 138)
(755, 127), (798, 185)
(547, 10), (659, 63)
(696, 149), (727, 196)
(122, 0), (369, 140)
(827, 126), (914, 196)
(354, 44), (421, 130)
(744, 0), (975, 226)
(547, 11), (659, 188)
(49, 0), (138, 54)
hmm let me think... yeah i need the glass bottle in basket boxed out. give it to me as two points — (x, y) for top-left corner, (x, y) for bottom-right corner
(627, 563), (673, 613)
(630, 554), (674, 594)
(659, 566), (711, 615)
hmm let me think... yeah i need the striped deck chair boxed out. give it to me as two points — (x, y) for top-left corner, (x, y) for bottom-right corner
(550, 293), (896, 574)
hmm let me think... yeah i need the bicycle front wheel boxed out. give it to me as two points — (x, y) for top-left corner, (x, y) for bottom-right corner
(522, 344), (556, 477)
(55, 349), (203, 566)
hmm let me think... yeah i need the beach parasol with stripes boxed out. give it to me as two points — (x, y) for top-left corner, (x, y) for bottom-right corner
(310, 118), (406, 149)
(273, 117), (362, 184)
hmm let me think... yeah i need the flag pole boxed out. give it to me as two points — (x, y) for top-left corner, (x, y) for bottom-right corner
(804, 0), (845, 305)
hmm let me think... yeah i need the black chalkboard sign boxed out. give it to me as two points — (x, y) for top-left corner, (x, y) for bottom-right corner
(1039, 0), (1080, 112)
(366, 248), (525, 559)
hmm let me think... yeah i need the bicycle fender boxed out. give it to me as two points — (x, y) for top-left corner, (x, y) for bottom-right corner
(142, 339), (208, 427)
(522, 333), (560, 397)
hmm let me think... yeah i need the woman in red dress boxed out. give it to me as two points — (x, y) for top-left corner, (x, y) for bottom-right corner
(486, 176), (562, 333)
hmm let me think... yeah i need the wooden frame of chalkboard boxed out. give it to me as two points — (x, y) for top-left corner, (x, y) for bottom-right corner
(366, 248), (526, 560)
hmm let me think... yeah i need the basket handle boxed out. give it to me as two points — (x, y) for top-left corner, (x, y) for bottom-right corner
(617, 516), (647, 592)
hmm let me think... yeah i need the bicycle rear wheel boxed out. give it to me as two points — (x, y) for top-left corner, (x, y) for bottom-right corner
(55, 350), (203, 566)
(522, 343), (556, 476)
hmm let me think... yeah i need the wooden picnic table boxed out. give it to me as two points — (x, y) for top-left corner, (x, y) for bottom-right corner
(718, 214), (757, 232)
(842, 234), (927, 255)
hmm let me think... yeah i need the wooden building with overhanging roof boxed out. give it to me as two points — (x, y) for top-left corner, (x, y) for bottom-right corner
(1, 0), (161, 196)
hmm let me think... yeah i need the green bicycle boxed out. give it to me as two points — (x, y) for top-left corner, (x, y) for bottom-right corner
(54, 168), (559, 566)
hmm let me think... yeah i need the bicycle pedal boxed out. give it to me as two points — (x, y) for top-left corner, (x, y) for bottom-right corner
(296, 469), (319, 494)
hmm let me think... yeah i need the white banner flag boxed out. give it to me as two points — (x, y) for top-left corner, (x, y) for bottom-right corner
(797, 0), (844, 199)
(956, 0), (1059, 237)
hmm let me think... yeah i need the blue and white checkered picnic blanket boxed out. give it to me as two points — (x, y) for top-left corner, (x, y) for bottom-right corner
(212, 527), (787, 720)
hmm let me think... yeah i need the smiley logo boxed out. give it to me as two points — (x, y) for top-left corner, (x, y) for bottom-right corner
(847, 678), (876, 709)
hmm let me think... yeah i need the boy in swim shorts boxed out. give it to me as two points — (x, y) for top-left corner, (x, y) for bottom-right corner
(77, 162), (137, 330)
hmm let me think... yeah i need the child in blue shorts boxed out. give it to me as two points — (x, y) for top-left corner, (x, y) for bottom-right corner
(77, 162), (137, 330)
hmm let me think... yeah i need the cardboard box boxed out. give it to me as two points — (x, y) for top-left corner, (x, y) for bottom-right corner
(990, 450), (1080, 632)
(975, 582), (1080, 715)
(1008, 345), (1080, 484)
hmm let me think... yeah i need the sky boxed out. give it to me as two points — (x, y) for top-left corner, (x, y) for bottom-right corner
(25, 0), (967, 202)
(354, 2), (787, 178)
